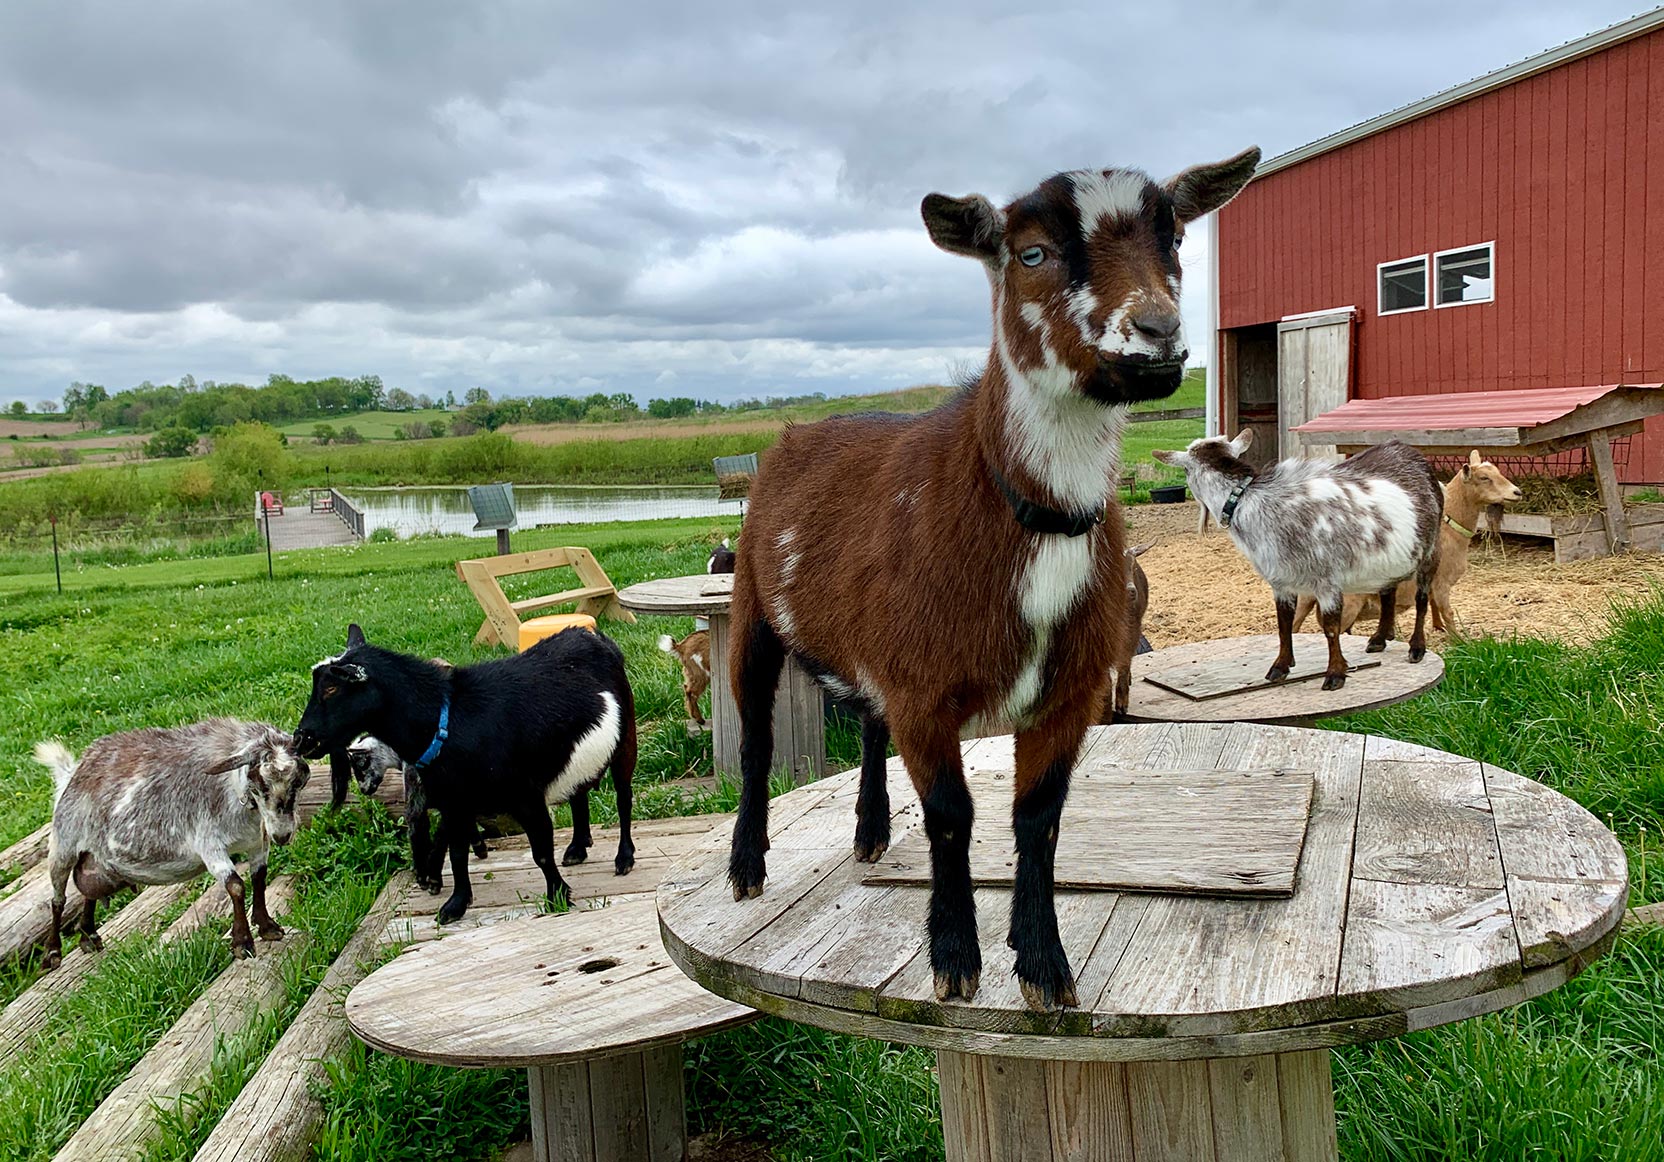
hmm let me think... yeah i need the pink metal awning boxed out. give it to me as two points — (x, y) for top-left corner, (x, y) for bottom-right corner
(1292, 384), (1662, 434)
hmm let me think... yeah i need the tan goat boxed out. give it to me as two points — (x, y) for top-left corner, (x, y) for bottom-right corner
(1293, 450), (1522, 636)
(658, 631), (711, 725)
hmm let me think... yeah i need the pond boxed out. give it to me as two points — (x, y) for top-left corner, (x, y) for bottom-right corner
(336, 485), (733, 539)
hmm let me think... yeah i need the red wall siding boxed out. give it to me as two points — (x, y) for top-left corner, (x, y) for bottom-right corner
(1217, 27), (1664, 482)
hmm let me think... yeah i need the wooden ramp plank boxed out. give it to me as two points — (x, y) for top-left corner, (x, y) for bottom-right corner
(0, 824), (51, 879)
(51, 878), (303, 1162)
(190, 873), (413, 1162)
(864, 768), (1315, 898)
(0, 881), (197, 1060)
(0, 860), (82, 963)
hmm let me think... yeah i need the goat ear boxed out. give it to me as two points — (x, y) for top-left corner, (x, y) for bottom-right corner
(328, 663), (368, 684)
(346, 623), (366, 649)
(1129, 542), (1152, 558)
(1230, 428), (1254, 457)
(1150, 449), (1182, 466)
(1163, 146), (1261, 224)
(1468, 449), (1482, 468)
(922, 193), (1004, 261)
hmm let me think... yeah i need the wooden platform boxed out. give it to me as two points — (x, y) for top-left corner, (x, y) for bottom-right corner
(863, 767), (1315, 898)
(1498, 502), (1664, 563)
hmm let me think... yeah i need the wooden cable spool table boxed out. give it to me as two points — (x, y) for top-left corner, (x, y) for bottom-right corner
(658, 723), (1626, 1161)
(617, 573), (826, 782)
(1122, 633), (1445, 726)
(346, 896), (756, 1161)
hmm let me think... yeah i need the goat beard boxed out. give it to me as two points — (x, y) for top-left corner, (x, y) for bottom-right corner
(1080, 360), (1184, 406)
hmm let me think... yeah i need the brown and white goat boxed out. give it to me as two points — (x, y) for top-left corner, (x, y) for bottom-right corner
(658, 630), (712, 725)
(727, 148), (1260, 1010)
(1154, 431), (1443, 690)
(1109, 543), (1152, 719)
(1292, 450), (1522, 636)
(36, 720), (309, 967)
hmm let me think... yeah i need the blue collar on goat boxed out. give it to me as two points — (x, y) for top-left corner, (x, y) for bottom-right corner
(989, 462), (1105, 537)
(410, 696), (450, 770)
(1219, 481), (1250, 529)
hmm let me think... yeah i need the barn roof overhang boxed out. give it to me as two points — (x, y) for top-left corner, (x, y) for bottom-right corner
(1255, 6), (1664, 180)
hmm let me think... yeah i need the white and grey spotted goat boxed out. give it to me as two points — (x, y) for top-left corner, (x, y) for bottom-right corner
(1153, 432), (1442, 689)
(36, 719), (310, 968)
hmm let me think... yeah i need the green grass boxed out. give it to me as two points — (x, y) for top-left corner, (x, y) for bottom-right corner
(2, 513), (1660, 1161)
(275, 410), (454, 442)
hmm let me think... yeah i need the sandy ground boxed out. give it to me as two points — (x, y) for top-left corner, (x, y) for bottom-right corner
(0, 418), (81, 438)
(504, 417), (790, 445)
(1128, 501), (1661, 647)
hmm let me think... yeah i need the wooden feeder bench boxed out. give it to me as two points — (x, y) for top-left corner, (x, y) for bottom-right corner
(457, 546), (635, 648)
(1293, 383), (1664, 560)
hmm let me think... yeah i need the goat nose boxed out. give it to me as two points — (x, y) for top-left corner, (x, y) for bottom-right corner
(1131, 309), (1182, 340)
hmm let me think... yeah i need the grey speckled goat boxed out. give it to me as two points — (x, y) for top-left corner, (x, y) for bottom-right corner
(1153, 431), (1441, 690)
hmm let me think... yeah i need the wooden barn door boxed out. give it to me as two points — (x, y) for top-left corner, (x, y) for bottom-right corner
(1277, 310), (1354, 459)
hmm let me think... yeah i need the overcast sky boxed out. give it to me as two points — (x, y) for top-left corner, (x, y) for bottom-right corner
(0, 2), (1647, 407)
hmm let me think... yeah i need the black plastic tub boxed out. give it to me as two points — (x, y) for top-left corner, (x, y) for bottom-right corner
(1149, 484), (1187, 504)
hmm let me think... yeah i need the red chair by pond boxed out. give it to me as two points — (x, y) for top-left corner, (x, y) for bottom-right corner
(259, 491), (284, 516)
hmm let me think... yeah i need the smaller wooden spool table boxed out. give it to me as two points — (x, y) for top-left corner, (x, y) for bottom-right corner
(1123, 634), (1444, 726)
(346, 897), (756, 1161)
(617, 573), (826, 782)
(659, 724), (1626, 1161)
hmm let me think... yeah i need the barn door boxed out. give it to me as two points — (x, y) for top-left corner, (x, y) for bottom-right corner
(1276, 311), (1354, 460)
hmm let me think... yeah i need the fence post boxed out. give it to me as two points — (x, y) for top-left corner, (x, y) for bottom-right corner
(50, 514), (62, 595)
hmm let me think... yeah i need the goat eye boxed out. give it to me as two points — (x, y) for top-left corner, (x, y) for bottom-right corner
(323, 686), (338, 698)
(1018, 246), (1046, 267)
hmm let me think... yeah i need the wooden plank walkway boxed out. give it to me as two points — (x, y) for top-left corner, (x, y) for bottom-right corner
(261, 509), (359, 551)
(51, 879), (302, 1162)
(191, 873), (411, 1162)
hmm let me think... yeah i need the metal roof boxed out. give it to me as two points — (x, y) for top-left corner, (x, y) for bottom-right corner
(1257, 7), (1664, 179)
(1292, 384), (1663, 433)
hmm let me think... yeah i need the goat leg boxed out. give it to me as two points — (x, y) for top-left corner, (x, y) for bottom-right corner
(853, 714), (892, 863)
(518, 800), (570, 912)
(905, 729), (980, 1003)
(435, 829), (475, 925)
(1366, 585), (1398, 653)
(1409, 574), (1431, 663)
(1009, 742), (1077, 1011)
(44, 850), (74, 970)
(1317, 598), (1349, 690)
(250, 861), (284, 941)
(77, 894), (102, 953)
(1267, 593), (1298, 681)
(611, 716), (636, 876)
(223, 870), (256, 958)
(562, 788), (592, 865)
(729, 616), (786, 900)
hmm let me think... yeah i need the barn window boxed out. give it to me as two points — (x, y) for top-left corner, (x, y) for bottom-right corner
(1377, 256), (1428, 315)
(1434, 243), (1494, 307)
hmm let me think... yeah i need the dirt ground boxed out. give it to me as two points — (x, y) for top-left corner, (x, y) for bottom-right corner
(1128, 501), (1661, 647)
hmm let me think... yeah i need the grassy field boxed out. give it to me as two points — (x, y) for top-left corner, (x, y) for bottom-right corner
(0, 513), (1660, 1160)
(275, 409), (455, 441)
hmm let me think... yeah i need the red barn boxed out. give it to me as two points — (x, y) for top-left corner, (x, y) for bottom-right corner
(1211, 8), (1664, 485)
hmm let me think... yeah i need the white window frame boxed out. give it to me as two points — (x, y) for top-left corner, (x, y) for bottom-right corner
(1376, 254), (1429, 316)
(1432, 241), (1496, 309)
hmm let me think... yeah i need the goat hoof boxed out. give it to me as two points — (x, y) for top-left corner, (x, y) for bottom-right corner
(1266, 664), (1291, 683)
(473, 844), (489, 860)
(258, 924), (285, 942)
(1321, 673), (1347, 692)
(1408, 646), (1426, 663)
(560, 845), (589, 867)
(852, 838), (889, 864)
(436, 897), (471, 925)
(232, 940), (256, 960)
(614, 852), (635, 876)
(80, 934), (103, 953)
(1365, 638), (1388, 653)
(728, 849), (768, 901)
(933, 968), (981, 1003)
(42, 950), (61, 971)
(1014, 942), (1077, 1011)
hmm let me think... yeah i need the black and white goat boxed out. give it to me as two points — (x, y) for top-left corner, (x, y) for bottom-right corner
(292, 624), (636, 923)
(36, 719), (310, 967)
(1153, 431), (1441, 689)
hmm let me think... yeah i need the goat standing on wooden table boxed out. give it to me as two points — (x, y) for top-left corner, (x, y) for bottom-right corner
(727, 148), (1260, 1009)
(1292, 449), (1522, 636)
(1153, 432), (1442, 689)
(36, 720), (309, 968)
(292, 624), (636, 924)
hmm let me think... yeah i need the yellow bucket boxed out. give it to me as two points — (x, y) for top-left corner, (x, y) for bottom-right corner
(518, 612), (597, 652)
